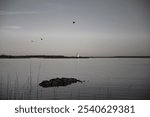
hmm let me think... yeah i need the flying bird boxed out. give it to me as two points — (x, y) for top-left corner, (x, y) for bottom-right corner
(40, 38), (43, 40)
(73, 21), (75, 24)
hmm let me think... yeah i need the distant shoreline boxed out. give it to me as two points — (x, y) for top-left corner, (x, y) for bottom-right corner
(0, 55), (150, 59)
(0, 55), (89, 59)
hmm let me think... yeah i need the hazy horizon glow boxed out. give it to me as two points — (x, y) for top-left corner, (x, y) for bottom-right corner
(0, 0), (150, 56)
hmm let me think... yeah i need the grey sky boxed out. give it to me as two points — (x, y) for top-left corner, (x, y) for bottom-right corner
(0, 0), (149, 56)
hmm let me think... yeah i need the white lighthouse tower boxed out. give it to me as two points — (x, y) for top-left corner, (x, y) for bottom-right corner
(76, 53), (80, 58)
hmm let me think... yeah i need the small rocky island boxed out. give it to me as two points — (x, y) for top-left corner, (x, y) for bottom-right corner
(39, 77), (84, 88)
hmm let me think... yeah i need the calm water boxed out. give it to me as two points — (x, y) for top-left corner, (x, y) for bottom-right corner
(0, 58), (150, 100)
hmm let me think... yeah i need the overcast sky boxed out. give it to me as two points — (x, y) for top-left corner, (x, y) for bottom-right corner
(0, 0), (149, 56)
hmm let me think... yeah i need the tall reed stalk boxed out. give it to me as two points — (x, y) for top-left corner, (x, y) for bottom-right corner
(70, 89), (72, 100)
(98, 87), (101, 99)
(78, 88), (80, 100)
(53, 88), (56, 100)
(14, 72), (19, 99)
(6, 73), (10, 99)
(106, 78), (110, 99)
(36, 62), (41, 99)
(0, 73), (2, 99)
(29, 61), (32, 99)
(128, 84), (133, 98)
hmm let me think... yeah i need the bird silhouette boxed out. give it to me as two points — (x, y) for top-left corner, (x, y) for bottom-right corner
(40, 38), (43, 40)
(73, 21), (75, 24)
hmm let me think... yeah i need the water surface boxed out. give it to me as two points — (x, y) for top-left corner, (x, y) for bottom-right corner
(0, 58), (150, 99)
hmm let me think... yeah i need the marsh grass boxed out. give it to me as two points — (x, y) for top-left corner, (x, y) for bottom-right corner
(1, 60), (35, 100)
(0, 59), (95, 100)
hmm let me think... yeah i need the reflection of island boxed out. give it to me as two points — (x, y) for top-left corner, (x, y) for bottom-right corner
(39, 77), (84, 88)
(0, 54), (150, 59)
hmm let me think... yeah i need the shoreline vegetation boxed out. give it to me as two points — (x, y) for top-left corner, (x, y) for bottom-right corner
(0, 55), (150, 59)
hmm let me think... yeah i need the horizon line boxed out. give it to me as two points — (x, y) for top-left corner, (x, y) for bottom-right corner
(0, 54), (150, 59)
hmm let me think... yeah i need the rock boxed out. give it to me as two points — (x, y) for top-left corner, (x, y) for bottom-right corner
(39, 80), (50, 88)
(39, 77), (84, 88)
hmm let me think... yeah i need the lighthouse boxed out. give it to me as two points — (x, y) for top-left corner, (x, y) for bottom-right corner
(76, 53), (80, 58)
